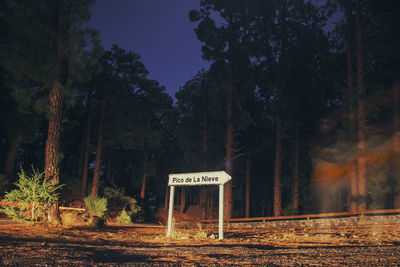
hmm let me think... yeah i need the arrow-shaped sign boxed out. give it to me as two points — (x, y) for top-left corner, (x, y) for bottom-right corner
(168, 171), (231, 186)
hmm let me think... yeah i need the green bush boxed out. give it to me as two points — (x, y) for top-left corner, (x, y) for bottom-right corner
(103, 186), (141, 221)
(116, 208), (131, 223)
(193, 231), (208, 240)
(84, 196), (107, 218)
(0, 167), (63, 221)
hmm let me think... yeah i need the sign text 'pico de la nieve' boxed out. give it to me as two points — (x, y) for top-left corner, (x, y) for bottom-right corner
(168, 171), (231, 186)
(167, 170), (231, 240)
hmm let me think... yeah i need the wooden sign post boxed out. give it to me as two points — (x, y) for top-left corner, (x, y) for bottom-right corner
(166, 171), (231, 240)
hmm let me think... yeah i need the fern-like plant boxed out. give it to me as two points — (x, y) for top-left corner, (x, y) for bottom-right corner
(84, 196), (107, 218)
(116, 208), (131, 223)
(1, 167), (63, 221)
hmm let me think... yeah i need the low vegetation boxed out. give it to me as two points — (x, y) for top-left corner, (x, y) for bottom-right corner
(0, 167), (63, 222)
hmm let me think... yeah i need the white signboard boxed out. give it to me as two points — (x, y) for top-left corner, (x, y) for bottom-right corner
(168, 171), (231, 186)
(166, 171), (231, 240)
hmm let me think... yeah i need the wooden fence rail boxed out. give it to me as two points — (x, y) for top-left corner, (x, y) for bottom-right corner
(199, 209), (400, 223)
(0, 201), (85, 212)
(2, 200), (399, 222)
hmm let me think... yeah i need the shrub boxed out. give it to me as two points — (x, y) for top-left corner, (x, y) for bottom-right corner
(61, 212), (84, 227)
(84, 196), (107, 218)
(116, 208), (131, 223)
(103, 186), (141, 221)
(0, 167), (63, 221)
(193, 231), (208, 240)
(170, 230), (188, 239)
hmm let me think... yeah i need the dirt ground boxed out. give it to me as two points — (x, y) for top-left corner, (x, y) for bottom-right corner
(0, 219), (399, 266)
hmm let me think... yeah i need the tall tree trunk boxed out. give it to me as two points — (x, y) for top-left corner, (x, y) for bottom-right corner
(293, 126), (299, 213)
(164, 185), (169, 209)
(5, 135), (22, 180)
(81, 89), (92, 196)
(349, 163), (358, 211)
(207, 190), (214, 219)
(245, 149), (251, 218)
(355, 0), (367, 211)
(273, 113), (283, 217)
(45, 0), (69, 224)
(224, 62), (234, 220)
(393, 81), (400, 208)
(90, 99), (106, 197)
(140, 154), (148, 200)
(273, 86), (283, 217)
(345, 0), (359, 212)
(200, 81), (208, 219)
(200, 188), (207, 219)
(77, 139), (84, 180)
(180, 187), (185, 213)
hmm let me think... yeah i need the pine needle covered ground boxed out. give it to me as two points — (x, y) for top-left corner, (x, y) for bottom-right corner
(0, 218), (399, 266)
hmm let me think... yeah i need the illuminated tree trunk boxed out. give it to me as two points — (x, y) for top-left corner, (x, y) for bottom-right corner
(5, 135), (22, 180)
(164, 186), (169, 209)
(293, 126), (299, 213)
(349, 163), (358, 211)
(90, 99), (106, 197)
(77, 139), (84, 180)
(200, 188), (207, 219)
(224, 62), (234, 220)
(355, 0), (367, 211)
(180, 187), (185, 213)
(45, 79), (63, 223)
(200, 82), (208, 219)
(273, 87), (283, 217)
(140, 154), (148, 199)
(45, 0), (69, 224)
(345, 0), (359, 212)
(393, 81), (400, 208)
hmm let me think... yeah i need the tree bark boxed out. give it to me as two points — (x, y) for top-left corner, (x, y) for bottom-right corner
(45, 0), (69, 224)
(90, 99), (106, 197)
(200, 80), (208, 219)
(273, 86), (283, 217)
(349, 163), (358, 211)
(293, 126), (299, 213)
(393, 81), (400, 208)
(140, 154), (148, 200)
(5, 135), (22, 180)
(273, 113), (283, 217)
(355, 0), (367, 211)
(345, 0), (359, 212)
(224, 62), (234, 220)
(180, 187), (185, 213)
(164, 185), (169, 209)
(77, 139), (84, 181)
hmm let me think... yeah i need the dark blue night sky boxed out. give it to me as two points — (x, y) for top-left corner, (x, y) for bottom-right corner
(88, 0), (209, 98)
